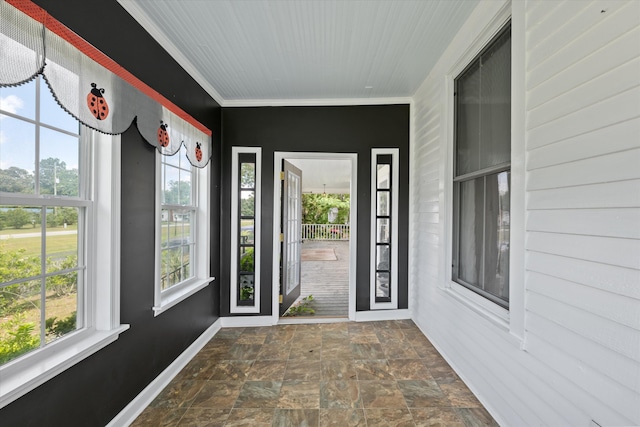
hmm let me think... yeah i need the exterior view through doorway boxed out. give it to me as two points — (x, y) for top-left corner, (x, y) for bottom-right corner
(272, 152), (357, 323)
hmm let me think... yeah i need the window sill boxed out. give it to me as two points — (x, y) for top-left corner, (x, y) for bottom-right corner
(444, 282), (510, 328)
(0, 324), (129, 410)
(153, 277), (215, 317)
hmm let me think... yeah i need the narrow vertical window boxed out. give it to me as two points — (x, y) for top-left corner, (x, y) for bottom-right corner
(453, 23), (511, 308)
(231, 147), (261, 313)
(370, 149), (399, 310)
(238, 153), (256, 305)
(375, 156), (392, 303)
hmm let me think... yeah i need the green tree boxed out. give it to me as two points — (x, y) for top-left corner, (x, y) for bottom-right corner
(241, 163), (255, 188)
(163, 180), (192, 205)
(5, 208), (31, 229)
(0, 167), (34, 193)
(302, 194), (350, 224)
(39, 158), (78, 197)
(0, 249), (41, 312)
(0, 316), (40, 364)
(46, 256), (78, 297)
(46, 207), (77, 227)
(241, 194), (255, 216)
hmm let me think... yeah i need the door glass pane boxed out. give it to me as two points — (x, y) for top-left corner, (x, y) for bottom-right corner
(376, 272), (390, 298)
(241, 163), (255, 189)
(377, 164), (390, 189)
(241, 191), (255, 217)
(376, 218), (389, 244)
(239, 274), (254, 301)
(240, 247), (254, 273)
(458, 177), (484, 287)
(377, 191), (389, 216)
(241, 219), (255, 244)
(483, 171), (510, 302)
(376, 245), (389, 272)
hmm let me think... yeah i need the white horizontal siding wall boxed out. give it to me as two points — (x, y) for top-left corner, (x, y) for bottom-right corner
(411, 1), (640, 426)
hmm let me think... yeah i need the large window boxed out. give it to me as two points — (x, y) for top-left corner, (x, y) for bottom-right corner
(0, 77), (124, 408)
(154, 146), (211, 315)
(453, 23), (511, 308)
(0, 77), (84, 365)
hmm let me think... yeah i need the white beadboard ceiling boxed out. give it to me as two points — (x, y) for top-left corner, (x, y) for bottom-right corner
(118, 0), (479, 107)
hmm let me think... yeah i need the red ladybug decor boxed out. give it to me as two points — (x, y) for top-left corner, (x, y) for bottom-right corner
(195, 142), (203, 162)
(157, 120), (169, 147)
(87, 83), (109, 120)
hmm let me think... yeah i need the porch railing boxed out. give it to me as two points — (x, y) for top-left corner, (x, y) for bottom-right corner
(302, 224), (350, 240)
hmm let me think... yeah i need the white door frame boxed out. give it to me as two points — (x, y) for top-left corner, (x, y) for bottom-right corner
(272, 152), (358, 324)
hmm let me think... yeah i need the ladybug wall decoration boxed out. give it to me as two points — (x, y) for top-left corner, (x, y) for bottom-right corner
(157, 120), (170, 147)
(195, 142), (203, 162)
(86, 83), (109, 120)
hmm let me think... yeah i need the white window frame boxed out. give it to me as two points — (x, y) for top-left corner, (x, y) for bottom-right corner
(370, 148), (399, 310)
(153, 149), (212, 316)
(442, 0), (525, 341)
(0, 130), (127, 409)
(230, 147), (261, 314)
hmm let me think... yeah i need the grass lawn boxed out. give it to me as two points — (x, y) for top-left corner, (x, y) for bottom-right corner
(0, 233), (77, 258)
(0, 224), (78, 236)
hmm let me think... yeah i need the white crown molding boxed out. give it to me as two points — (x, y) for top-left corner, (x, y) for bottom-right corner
(222, 97), (413, 108)
(117, 0), (226, 106)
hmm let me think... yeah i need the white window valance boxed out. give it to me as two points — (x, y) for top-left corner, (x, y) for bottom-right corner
(0, 0), (212, 167)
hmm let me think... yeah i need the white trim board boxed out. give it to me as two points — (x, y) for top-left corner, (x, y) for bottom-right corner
(107, 319), (222, 427)
(355, 309), (411, 322)
(223, 97), (413, 108)
(220, 316), (274, 328)
(229, 147), (262, 314)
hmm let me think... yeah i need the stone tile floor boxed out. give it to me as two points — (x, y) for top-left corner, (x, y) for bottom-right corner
(132, 320), (499, 426)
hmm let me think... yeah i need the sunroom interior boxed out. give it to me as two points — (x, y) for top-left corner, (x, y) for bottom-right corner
(0, 0), (638, 426)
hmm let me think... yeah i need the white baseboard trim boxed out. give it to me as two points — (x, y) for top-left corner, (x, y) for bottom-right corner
(412, 319), (507, 427)
(354, 309), (411, 322)
(220, 315), (274, 328)
(107, 318), (222, 427)
(278, 317), (349, 325)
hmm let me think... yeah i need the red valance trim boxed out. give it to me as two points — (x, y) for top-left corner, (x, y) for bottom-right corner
(6, 0), (212, 137)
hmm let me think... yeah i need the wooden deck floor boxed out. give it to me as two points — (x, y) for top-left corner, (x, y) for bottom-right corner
(297, 240), (349, 318)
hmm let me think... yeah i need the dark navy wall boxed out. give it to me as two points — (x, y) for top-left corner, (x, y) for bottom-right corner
(0, 1), (221, 425)
(220, 105), (409, 315)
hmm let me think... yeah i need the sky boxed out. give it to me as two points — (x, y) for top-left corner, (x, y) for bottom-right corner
(0, 78), (80, 173)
